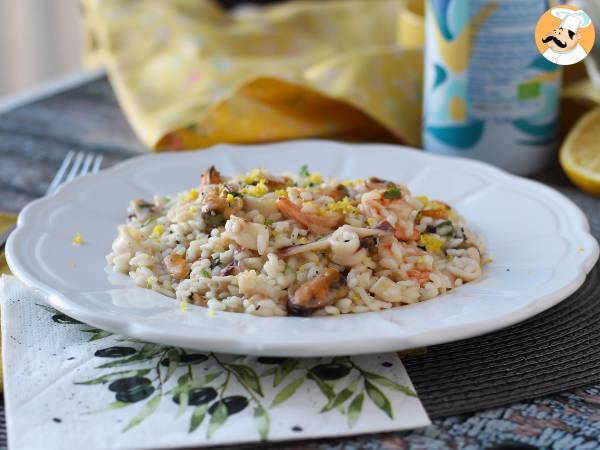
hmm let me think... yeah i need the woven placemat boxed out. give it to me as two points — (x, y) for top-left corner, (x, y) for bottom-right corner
(404, 168), (600, 418)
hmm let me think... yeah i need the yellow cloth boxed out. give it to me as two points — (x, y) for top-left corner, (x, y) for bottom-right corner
(0, 213), (15, 276)
(82, 0), (423, 150)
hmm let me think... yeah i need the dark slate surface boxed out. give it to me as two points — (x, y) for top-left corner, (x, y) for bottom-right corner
(1, 75), (599, 450)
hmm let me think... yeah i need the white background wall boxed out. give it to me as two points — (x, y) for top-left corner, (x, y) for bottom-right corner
(0, 0), (84, 98)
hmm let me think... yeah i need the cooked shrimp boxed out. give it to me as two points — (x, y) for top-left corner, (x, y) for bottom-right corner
(276, 197), (342, 235)
(395, 225), (420, 241)
(407, 269), (431, 286)
(418, 200), (451, 221)
(361, 190), (419, 242)
(164, 253), (189, 280)
(201, 166), (221, 185)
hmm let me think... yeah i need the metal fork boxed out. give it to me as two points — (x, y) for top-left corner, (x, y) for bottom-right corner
(0, 151), (104, 250)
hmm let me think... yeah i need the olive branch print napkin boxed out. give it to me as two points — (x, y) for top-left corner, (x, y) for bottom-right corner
(0, 276), (430, 450)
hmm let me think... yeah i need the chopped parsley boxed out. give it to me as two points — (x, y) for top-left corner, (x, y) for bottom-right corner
(139, 217), (156, 228)
(299, 164), (310, 177)
(264, 218), (273, 226)
(229, 191), (243, 198)
(383, 186), (402, 200)
(210, 256), (220, 269)
(201, 269), (211, 278)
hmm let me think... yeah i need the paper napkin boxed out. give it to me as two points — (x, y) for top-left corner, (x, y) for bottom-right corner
(1, 276), (430, 450)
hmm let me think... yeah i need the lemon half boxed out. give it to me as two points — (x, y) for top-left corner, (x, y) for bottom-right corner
(560, 107), (600, 197)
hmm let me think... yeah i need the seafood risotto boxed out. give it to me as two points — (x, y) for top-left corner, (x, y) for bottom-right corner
(107, 166), (485, 317)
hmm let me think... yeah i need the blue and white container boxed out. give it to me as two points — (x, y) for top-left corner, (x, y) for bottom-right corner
(423, 0), (562, 175)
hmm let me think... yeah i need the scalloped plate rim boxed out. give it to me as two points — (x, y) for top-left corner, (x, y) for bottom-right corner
(6, 140), (599, 356)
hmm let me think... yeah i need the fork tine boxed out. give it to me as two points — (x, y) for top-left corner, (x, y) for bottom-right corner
(46, 150), (75, 195)
(91, 154), (104, 173)
(79, 153), (95, 176)
(65, 152), (85, 183)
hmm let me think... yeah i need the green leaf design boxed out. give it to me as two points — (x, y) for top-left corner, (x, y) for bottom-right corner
(207, 401), (228, 439)
(254, 405), (270, 441)
(365, 380), (393, 419)
(331, 356), (351, 364)
(308, 372), (335, 402)
(165, 349), (180, 382)
(97, 344), (163, 369)
(90, 401), (131, 414)
(362, 371), (416, 397)
(189, 403), (210, 433)
(75, 369), (151, 385)
(321, 377), (359, 413)
(81, 328), (113, 341)
(347, 392), (364, 427)
(271, 377), (304, 408)
(171, 372), (221, 397)
(224, 364), (263, 396)
(123, 395), (161, 431)
(259, 367), (278, 378)
(36, 303), (60, 314)
(177, 390), (189, 418)
(274, 359), (298, 387)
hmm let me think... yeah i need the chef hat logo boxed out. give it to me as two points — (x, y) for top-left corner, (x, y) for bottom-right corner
(551, 8), (592, 33)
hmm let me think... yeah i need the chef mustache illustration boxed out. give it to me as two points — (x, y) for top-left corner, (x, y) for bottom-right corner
(542, 30), (575, 48)
(542, 32), (569, 48)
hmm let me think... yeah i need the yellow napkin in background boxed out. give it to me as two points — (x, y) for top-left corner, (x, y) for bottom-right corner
(81, 0), (423, 150)
(0, 213), (15, 276)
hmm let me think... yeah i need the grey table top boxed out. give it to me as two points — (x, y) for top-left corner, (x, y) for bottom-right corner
(1, 74), (599, 450)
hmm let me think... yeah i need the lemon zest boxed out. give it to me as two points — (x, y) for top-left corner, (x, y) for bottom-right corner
(151, 224), (165, 237)
(243, 169), (262, 185)
(71, 232), (84, 245)
(207, 309), (217, 318)
(419, 234), (444, 254)
(181, 301), (188, 313)
(416, 196), (429, 206)
(309, 172), (323, 185)
(327, 198), (358, 214)
(187, 188), (199, 201)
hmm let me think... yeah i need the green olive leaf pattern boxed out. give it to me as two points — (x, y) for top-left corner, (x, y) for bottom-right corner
(362, 371), (417, 397)
(81, 328), (113, 341)
(365, 380), (393, 419)
(321, 376), (359, 413)
(254, 405), (270, 441)
(176, 389), (189, 418)
(40, 305), (419, 441)
(75, 369), (152, 385)
(164, 348), (180, 382)
(307, 371), (336, 403)
(189, 403), (210, 433)
(123, 395), (161, 432)
(273, 359), (298, 387)
(347, 392), (364, 428)
(90, 400), (132, 414)
(207, 401), (229, 439)
(271, 377), (304, 408)
(259, 367), (278, 378)
(223, 364), (263, 397)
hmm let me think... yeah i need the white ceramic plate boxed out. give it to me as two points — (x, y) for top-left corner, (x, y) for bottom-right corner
(6, 141), (599, 356)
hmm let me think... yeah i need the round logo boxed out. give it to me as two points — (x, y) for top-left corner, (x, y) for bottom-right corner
(535, 5), (595, 66)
